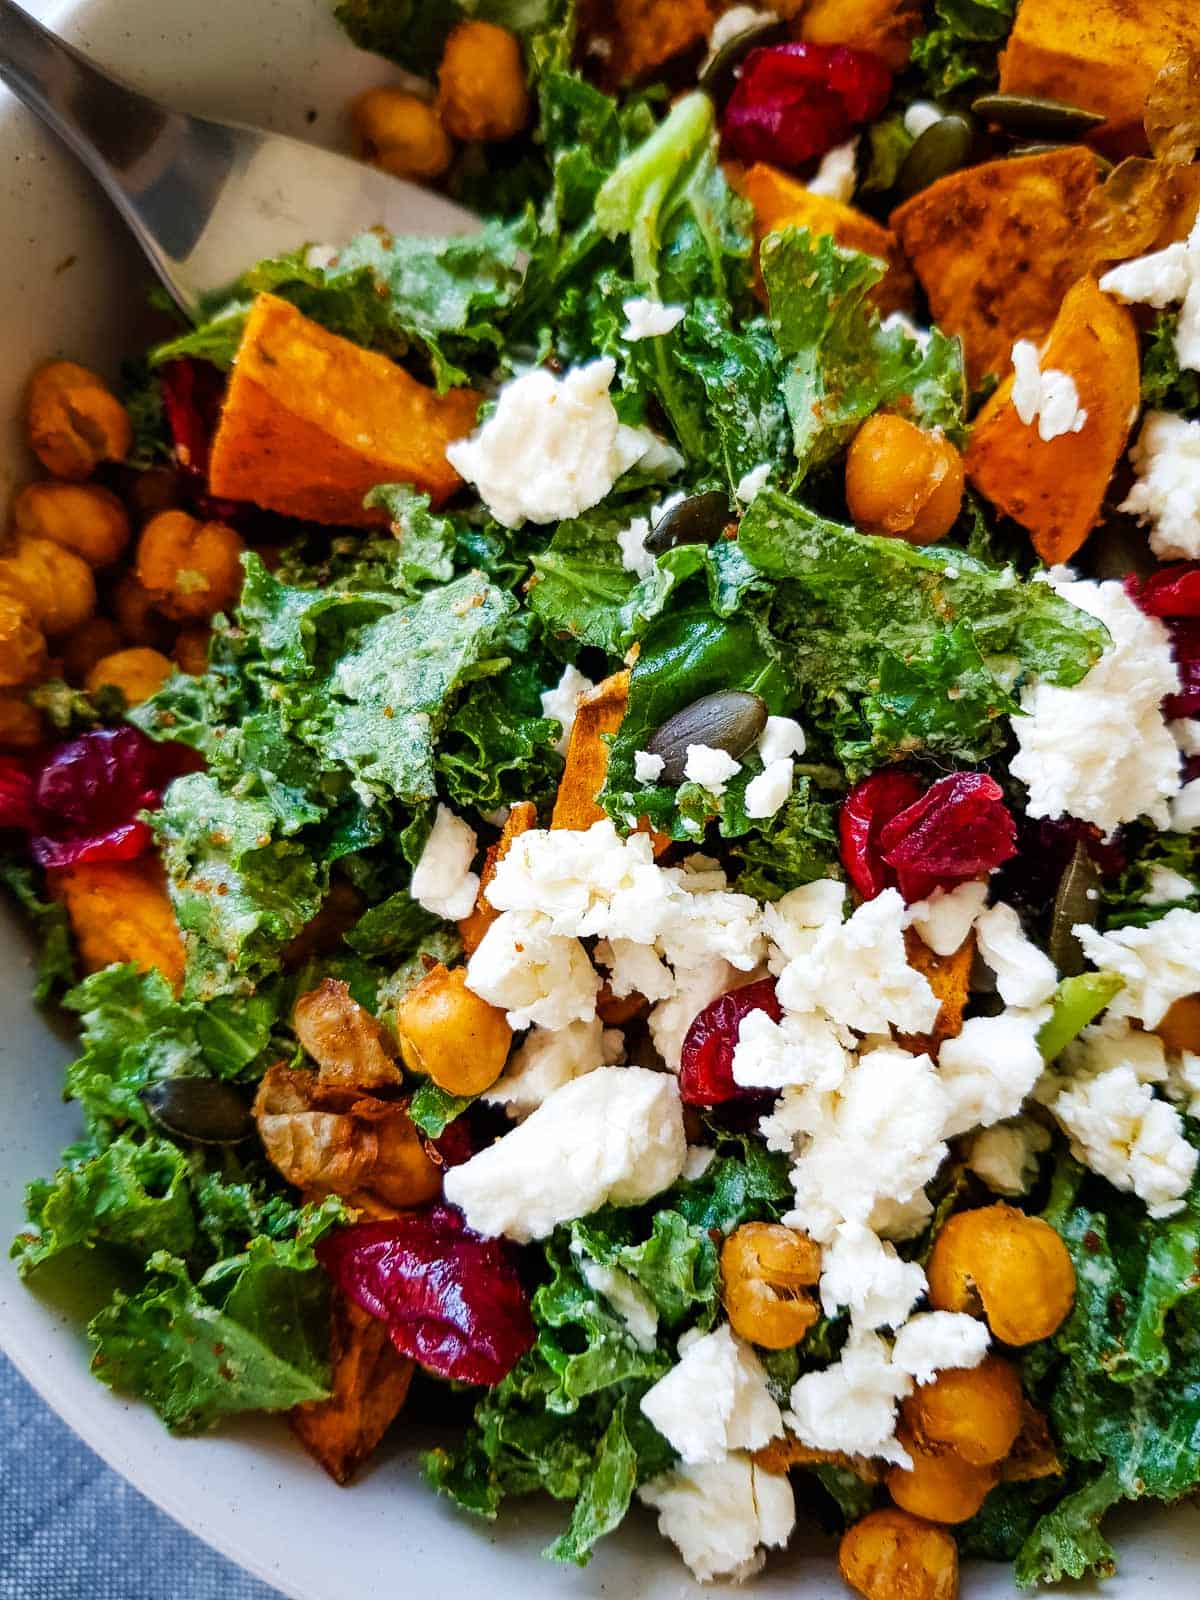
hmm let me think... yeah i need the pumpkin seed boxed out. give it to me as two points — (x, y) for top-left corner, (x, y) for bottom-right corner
(1048, 840), (1102, 977)
(646, 690), (768, 785)
(698, 16), (787, 103)
(896, 113), (975, 200)
(644, 490), (734, 557)
(142, 1078), (253, 1145)
(971, 93), (1105, 140)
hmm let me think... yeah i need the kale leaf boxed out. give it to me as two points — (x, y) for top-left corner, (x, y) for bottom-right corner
(911, 0), (1017, 100)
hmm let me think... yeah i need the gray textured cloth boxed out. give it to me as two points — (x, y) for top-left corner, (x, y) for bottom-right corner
(0, 1352), (283, 1600)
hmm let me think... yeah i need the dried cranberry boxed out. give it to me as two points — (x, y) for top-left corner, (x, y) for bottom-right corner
(839, 770), (924, 901)
(877, 772), (1017, 903)
(0, 757), (39, 832)
(722, 44), (892, 170)
(316, 1205), (534, 1386)
(679, 978), (783, 1106)
(1163, 618), (1200, 719)
(429, 1115), (475, 1170)
(161, 359), (227, 485)
(993, 816), (1124, 912)
(1125, 564), (1200, 619)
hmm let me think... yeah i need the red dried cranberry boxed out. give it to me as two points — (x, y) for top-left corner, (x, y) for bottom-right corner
(430, 1115), (475, 1170)
(316, 1205), (534, 1386)
(722, 44), (892, 171)
(1164, 619), (1200, 719)
(993, 816), (1123, 911)
(839, 770), (924, 901)
(878, 772), (1017, 903)
(0, 757), (39, 832)
(1125, 564), (1200, 619)
(161, 359), (227, 484)
(679, 978), (783, 1107)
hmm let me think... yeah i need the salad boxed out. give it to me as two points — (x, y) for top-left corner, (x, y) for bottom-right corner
(7, 0), (1200, 1594)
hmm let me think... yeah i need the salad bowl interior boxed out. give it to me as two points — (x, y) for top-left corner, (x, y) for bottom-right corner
(0, 3), (1199, 1599)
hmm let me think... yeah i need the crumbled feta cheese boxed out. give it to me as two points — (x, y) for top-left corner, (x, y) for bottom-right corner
(974, 903), (1058, 1007)
(758, 715), (806, 765)
(964, 1117), (1052, 1196)
(634, 748), (665, 783)
(465, 910), (600, 1030)
(1172, 777), (1200, 832)
(304, 243), (339, 271)
(807, 137), (858, 202)
(1166, 1051), (1200, 1119)
(1144, 864), (1197, 905)
(654, 876), (767, 974)
(684, 1144), (716, 1180)
(639, 1451), (795, 1584)
(485, 820), (670, 940)
(445, 359), (680, 528)
(577, 1256), (659, 1350)
(776, 888), (940, 1036)
(704, 3), (772, 63)
(684, 743), (741, 796)
(744, 757), (794, 819)
(1075, 908), (1200, 1028)
(787, 1330), (913, 1467)
(881, 310), (932, 352)
(540, 662), (595, 756)
(1010, 339), (1088, 441)
(763, 879), (846, 971)
(1120, 411), (1200, 559)
(621, 297), (686, 341)
(481, 1015), (622, 1119)
(594, 936), (676, 1003)
(444, 1066), (686, 1241)
(903, 101), (943, 139)
(818, 1223), (927, 1331)
(616, 514), (655, 579)
(641, 1325), (783, 1464)
(1062, 1012), (1170, 1086)
(650, 957), (739, 1072)
(891, 1311), (990, 1385)
(938, 1008), (1049, 1138)
(1010, 578), (1182, 835)
(409, 804), (479, 921)
(1100, 217), (1200, 373)
(1052, 1065), (1198, 1218)
(869, 1189), (935, 1242)
(733, 1006), (854, 1094)
(904, 880), (989, 957)
(735, 461), (773, 504)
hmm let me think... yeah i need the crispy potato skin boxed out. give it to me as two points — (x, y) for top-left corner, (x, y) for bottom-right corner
(291, 1294), (415, 1484)
(208, 295), (480, 523)
(551, 671), (630, 832)
(895, 929), (974, 1056)
(965, 275), (1139, 565)
(293, 977), (403, 1094)
(891, 149), (1098, 389)
(48, 857), (186, 992)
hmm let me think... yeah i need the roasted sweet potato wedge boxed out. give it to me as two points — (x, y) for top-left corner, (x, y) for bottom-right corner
(291, 1294), (414, 1484)
(208, 294), (480, 524)
(896, 927), (974, 1057)
(798, 0), (923, 72)
(891, 148), (1099, 387)
(965, 275), (1139, 565)
(47, 856), (185, 992)
(459, 801), (538, 957)
(550, 671), (631, 832)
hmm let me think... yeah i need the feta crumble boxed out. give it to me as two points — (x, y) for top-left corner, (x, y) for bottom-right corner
(1144, 864), (1197, 905)
(735, 461), (773, 504)
(443, 1066), (686, 1241)
(1171, 777), (1200, 832)
(409, 804), (479, 921)
(1009, 339), (1088, 440)
(758, 715), (806, 764)
(974, 902), (1058, 1008)
(1100, 216), (1200, 373)
(465, 909), (600, 1030)
(649, 957), (738, 1072)
(891, 1311), (990, 1386)
(616, 514), (655, 578)
(481, 1015), (622, 1119)
(904, 880), (988, 957)
(704, 3), (772, 65)
(684, 743), (741, 796)
(818, 1222), (927, 1331)
(744, 757), (794, 818)
(1120, 411), (1200, 560)
(732, 1006), (854, 1094)
(540, 662), (595, 756)
(787, 1330), (913, 1467)
(1074, 909), (1200, 1029)
(639, 1452), (795, 1584)
(938, 1009), (1049, 1138)
(807, 137), (858, 203)
(634, 748), (665, 784)
(641, 1325), (783, 1465)
(1052, 1064), (1198, 1218)
(903, 101), (943, 139)
(964, 1117), (1052, 1196)
(621, 296), (685, 341)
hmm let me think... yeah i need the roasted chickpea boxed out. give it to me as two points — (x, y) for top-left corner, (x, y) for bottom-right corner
(112, 571), (172, 649)
(0, 536), (96, 637)
(60, 617), (123, 684)
(12, 481), (130, 567)
(172, 625), (212, 676)
(394, 962), (512, 1096)
(136, 509), (244, 621)
(350, 88), (454, 181)
(86, 647), (173, 706)
(720, 1221), (822, 1349)
(839, 1507), (959, 1600)
(437, 21), (530, 143)
(902, 1356), (1024, 1467)
(927, 1203), (1075, 1346)
(26, 360), (132, 480)
(845, 414), (965, 545)
(0, 594), (47, 688)
(0, 693), (44, 749)
(887, 1426), (998, 1524)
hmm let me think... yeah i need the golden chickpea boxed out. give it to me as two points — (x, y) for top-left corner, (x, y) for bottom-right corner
(902, 1356), (1024, 1467)
(840, 1507), (959, 1600)
(0, 536), (96, 637)
(0, 694), (44, 749)
(136, 509), (244, 621)
(845, 414), (965, 545)
(173, 625), (212, 676)
(437, 21), (530, 143)
(351, 88), (454, 181)
(60, 617), (123, 684)
(86, 647), (173, 706)
(887, 1426), (998, 1524)
(13, 481), (131, 567)
(26, 361), (132, 481)
(112, 571), (172, 649)
(0, 594), (47, 688)
(394, 962), (512, 1096)
(720, 1222), (822, 1349)
(927, 1203), (1075, 1347)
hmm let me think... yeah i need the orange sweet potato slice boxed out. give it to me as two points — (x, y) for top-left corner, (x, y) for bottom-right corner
(550, 671), (631, 832)
(896, 927), (974, 1057)
(730, 162), (915, 313)
(964, 275), (1139, 565)
(48, 856), (185, 993)
(291, 1295), (414, 1485)
(458, 800), (538, 958)
(890, 148), (1099, 388)
(798, 0), (924, 73)
(208, 294), (480, 524)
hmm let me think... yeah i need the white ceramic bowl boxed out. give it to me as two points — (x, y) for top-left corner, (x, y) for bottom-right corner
(1, 4), (1198, 1595)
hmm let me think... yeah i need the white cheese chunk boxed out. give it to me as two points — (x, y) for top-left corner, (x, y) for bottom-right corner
(634, 748), (665, 783)
(1100, 216), (1200, 373)
(1074, 908), (1200, 1028)
(732, 1006), (853, 1094)
(684, 742), (741, 796)
(409, 804), (479, 921)
(891, 1311), (990, 1385)
(818, 1222), (927, 1331)
(903, 101), (943, 139)
(938, 1008), (1049, 1138)
(904, 880), (989, 957)
(649, 957), (739, 1072)
(641, 1326), (783, 1465)
(1052, 1065), (1198, 1218)
(540, 662), (595, 756)
(964, 1117), (1052, 1196)
(807, 137), (858, 202)
(616, 514), (655, 579)
(744, 757), (794, 818)
(1171, 777), (1200, 832)
(481, 1015), (622, 1119)
(1010, 339), (1088, 440)
(639, 1451), (795, 1584)
(758, 715), (806, 764)
(787, 1330), (913, 1467)
(621, 296), (686, 340)
(1120, 411), (1200, 560)
(735, 461), (773, 504)
(465, 909), (599, 1030)
(1143, 865), (1197, 905)
(974, 903), (1058, 1008)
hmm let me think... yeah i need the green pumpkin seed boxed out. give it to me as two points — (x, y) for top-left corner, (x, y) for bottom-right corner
(142, 1078), (253, 1145)
(647, 690), (768, 785)
(1048, 840), (1102, 977)
(698, 16), (787, 103)
(896, 113), (976, 200)
(644, 490), (733, 557)
(971, 93), (1105, 140)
